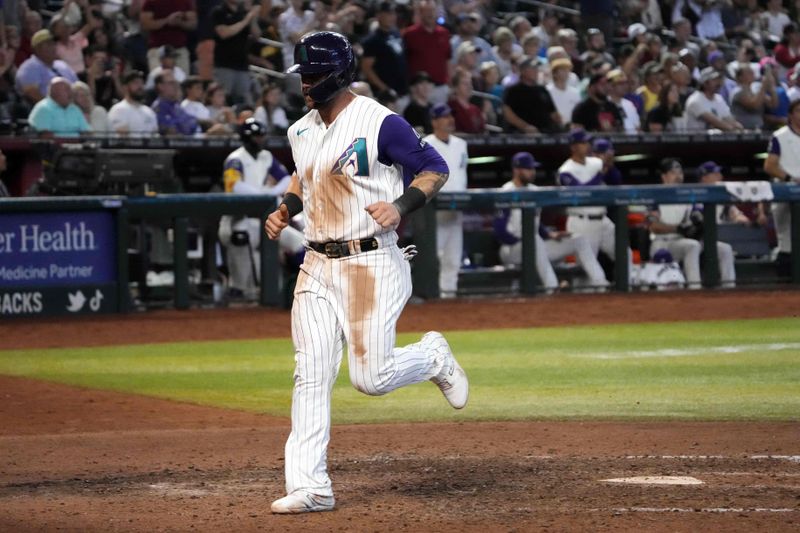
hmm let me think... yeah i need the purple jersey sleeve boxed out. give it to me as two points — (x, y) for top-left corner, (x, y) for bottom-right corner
(377, 114), (449, 187)
(769, 136), (781, 156)
(268, 158), (289, 181)
(492, 210), (520, 245)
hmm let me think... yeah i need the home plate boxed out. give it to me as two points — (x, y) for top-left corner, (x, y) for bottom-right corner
(602, 476), (704, 485)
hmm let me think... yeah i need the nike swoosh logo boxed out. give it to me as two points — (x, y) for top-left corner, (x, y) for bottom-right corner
(297, 128), (309, 136)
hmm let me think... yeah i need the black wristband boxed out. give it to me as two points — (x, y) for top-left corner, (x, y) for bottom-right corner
(281, 192), (303, 217)
(392, 186), (427, 217)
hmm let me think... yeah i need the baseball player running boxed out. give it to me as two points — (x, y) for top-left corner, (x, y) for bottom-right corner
(218, 118), (304, 297)
(494, 152), (609, 292)
(764, 99), (800, 274)
(423, 103), (468, 298)
(265, 31), (469, 514)
(559, 128), (632, 283)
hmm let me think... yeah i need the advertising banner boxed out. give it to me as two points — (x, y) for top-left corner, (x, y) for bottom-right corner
(0, 211), (117, 317)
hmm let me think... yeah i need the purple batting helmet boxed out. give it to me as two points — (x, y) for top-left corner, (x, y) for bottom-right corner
(287, 31), (357, 104)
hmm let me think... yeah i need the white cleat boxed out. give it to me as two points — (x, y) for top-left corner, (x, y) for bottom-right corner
(270, 491), (335, 514)
(424, 331), (469, 409)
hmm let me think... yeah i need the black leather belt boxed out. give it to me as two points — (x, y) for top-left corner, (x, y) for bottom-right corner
(574, 214), (604, 220)
(308, 238), (379, 258)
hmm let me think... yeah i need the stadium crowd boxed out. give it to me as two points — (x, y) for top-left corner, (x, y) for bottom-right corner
(1, 0), (800, 137)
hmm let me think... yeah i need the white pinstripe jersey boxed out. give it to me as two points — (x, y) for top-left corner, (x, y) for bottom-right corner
(288, 95), (404, 243)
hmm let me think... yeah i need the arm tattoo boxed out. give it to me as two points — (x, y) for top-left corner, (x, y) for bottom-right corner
(410, 171), (449, 199)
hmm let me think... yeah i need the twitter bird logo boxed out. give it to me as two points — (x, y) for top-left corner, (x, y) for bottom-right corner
(67, 290), (86, 312)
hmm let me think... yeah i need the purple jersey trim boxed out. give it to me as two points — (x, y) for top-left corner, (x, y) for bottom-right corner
(378, 114), (449, 186)
(559, 171), (605, 187)
(769, 136), (781, 156)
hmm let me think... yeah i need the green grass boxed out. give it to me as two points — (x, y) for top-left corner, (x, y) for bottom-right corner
(1, 318), (799, 423)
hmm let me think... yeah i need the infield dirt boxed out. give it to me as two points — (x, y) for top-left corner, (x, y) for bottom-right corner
(1, 290), (799, 532)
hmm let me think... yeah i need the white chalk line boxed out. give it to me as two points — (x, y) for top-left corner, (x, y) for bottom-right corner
(580, 342), (800, 359)
(624, 455), (800, 463)
(609, 507), (797, 514)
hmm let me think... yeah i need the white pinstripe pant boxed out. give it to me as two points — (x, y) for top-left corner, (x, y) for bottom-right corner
(284, 244), (442, 497)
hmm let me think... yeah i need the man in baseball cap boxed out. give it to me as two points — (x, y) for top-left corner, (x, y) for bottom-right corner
(15, 28), (78, 104)
(685, 67), (743, 132)
(495, 151), (609, 293)
(592, 138), (622, 185)
(558, 128), (633, 285)
(423, 102), (468, 298)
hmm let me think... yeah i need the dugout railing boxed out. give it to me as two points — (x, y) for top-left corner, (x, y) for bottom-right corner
(1, 184), (799, 315)
(412, 183), (800, 298)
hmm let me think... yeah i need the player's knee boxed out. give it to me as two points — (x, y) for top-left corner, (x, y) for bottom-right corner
(350, 379), (387, 396)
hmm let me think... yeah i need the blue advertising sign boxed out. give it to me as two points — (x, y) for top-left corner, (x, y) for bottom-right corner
(0, 211), (116, 288)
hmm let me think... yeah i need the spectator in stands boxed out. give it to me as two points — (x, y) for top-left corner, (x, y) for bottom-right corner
(403, 0), (452, 106)
(531, 9), (559, 51)
(450, 11), (495, 68)
(648, 158), (736, 289)
(50, 0), (101, 75)
(670, 18), (700, 59)
(547, 46), (580, 88)
(761, 0), (792, 39)
(253, 84), (289, 135)
(495, 151), (609, 294)
(447, 67), (484, 134)
(592, 138), (622, 185)
(15, 10), (42, 67)
(546, 57), (580, 129)
(697, 160), (763, 225)
(672, 0), (725, 40)
(492, 26), (521, 80)
(670, 62), (694, 106)
(764, 99), (800, 274)
(205, 81), (237, 128)
(645, 81), (686, 132)
(72, 80), (108, 132)
(360, 2), (408, 108)
(580, 28), (615, 69)
(508, 15), (532, 45)
(16, 29), (77, 106)
(212, 0), (260, 106)
(145, 45), (187, 91)
(606, 68), (641, 133)
(502, 56), (560, 134)
(108, 70), (158, 135)
(403, 70), (434, 134)
(422, 103), (468, 298)
(707, 50), (737, 103)
(453, 41), (481, 76)
(636, 61), (663, 114)
(571, 73), (623, 133)
(28, 77), (89, 136)
(763, 58), (791, 130)
(787, 69), (800, 102)
(773, 23), (800, 76)
(556, 28), (582, 77)
(277, 0), (316, 76)
(685, 67), (744, 132)
(180, 75), (213, 128)
(82, 45), (121, 111)
(152, 69), (199, 135)
(559, 128), (632, 282)
(520, 32), (542, 61)
(730, 63), (777, 131)
(140, 0), (196, 74)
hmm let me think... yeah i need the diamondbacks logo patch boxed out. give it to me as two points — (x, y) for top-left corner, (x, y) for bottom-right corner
(331, 137), (369, 176)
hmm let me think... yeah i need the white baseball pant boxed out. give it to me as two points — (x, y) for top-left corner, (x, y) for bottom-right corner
(500, 234), (610, 290)
(651, 236), (736, 289)
(436, 211), (463, 296)
(566, 215), (633, 283)
(285, 243), (444, 498)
